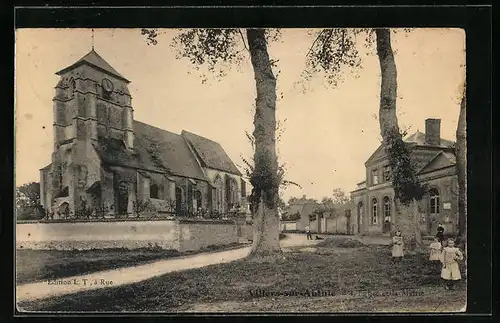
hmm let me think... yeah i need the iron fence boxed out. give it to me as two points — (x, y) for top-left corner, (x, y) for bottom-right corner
(26, 200), (246, 223)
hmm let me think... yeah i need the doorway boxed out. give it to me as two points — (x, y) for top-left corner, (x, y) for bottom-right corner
(175, 187), (183, 215)
(117, 181), (129, 215)
(429, 188), (440, 235)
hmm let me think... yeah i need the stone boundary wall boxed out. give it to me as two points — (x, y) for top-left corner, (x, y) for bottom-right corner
(280, 221), (297, 231)
(16, 218), (249, 251)
(178, 220), (237, 252)
(16, 219), (179, 251)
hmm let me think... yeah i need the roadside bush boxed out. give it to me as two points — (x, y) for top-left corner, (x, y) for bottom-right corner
(317, 237), (365, 248)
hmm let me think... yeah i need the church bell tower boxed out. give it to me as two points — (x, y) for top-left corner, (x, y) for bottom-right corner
(53, 49), (134, 149)
(44, 49), (134, 215)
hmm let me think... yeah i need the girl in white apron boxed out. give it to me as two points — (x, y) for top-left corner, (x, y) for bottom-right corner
(429, 237), (442, 273)
(391, 230), (404, 261)
(440, 238), (464, 290)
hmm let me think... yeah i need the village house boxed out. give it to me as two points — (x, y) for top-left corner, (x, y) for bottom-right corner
(350, 119), (459, 236)
(39, 49), (248, 218)
(281, 195), (350, 234)
(286, 195), (319, 232)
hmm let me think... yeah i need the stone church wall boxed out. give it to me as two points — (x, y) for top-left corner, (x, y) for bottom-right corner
(170, 176), (211, 212)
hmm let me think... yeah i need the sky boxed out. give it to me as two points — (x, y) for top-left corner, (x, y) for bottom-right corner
(14, 28), (466, 202)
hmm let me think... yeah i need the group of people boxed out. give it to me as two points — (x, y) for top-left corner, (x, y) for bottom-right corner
(391, 223), (464, 290)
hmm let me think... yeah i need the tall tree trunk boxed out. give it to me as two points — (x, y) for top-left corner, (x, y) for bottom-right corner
(456, 87), (467, 241)
(246, 29), (281, 259)
(394, 199), (423, 250)
(375, 28), (422, 251)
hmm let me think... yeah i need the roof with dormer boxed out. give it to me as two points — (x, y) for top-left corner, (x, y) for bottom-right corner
(365, 131), (455, 166)
(351, 131), (457, 193)
(56, 49), (130, 83)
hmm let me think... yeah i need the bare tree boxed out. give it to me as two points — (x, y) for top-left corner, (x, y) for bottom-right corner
(305, 28), (426, 250)
(374, 29), (425, 250)
(455, 85), (466, 240)
(141, 28), (283, 260)
(331, 188), (350, 205)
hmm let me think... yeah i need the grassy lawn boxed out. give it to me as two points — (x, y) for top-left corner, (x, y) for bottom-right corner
(16, 243), (244, 285)
(18, 236), (466, 313)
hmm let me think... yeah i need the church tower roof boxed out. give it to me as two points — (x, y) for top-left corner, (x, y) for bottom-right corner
(55, 49), (130, 83)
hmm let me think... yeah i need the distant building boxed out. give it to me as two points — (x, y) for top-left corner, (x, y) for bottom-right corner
(286, 195), (353, 234)
(350, 118), (458, 236)
(39, 49), (248, 218)
(287, 195), (320, 231)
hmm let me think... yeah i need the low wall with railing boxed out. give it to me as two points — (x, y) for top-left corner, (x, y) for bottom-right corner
(16, 217), (252, 252)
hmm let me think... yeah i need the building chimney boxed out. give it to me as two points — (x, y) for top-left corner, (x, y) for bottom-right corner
(425, 118), (441, 146)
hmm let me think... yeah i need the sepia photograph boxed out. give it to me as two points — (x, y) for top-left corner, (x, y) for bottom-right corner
(15, 27), (467, 313)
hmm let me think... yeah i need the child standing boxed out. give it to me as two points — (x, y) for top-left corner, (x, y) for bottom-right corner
(305, 225), (312, 240)
(436, 222), (445, 245)
(440, 238), (464, 290)
(392, 230), (404, 262)
(429, 237), (442, 271)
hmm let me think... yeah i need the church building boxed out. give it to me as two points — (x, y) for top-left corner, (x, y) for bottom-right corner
(39, 49), (247, 218)
(350, 119), (459, 236)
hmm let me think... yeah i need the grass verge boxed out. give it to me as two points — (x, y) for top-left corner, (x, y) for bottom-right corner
(16, 242), (245, 285)
(18, 242), (466, 313)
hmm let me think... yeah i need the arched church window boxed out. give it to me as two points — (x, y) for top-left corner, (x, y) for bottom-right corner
(102, 78), (114, 101)
(175, 187), (183, 215)
(117, 181), (129, 215)
(214, 175), (224, 212)
(194, 190), (202, 211)
(230, 178), (238, 207)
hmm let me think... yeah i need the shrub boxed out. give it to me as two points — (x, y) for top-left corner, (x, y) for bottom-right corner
(317, 237), (365, 248)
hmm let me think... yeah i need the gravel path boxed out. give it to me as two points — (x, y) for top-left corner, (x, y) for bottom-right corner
(16, 233), (320, 303)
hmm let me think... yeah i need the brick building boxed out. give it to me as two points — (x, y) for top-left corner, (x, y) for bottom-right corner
(39, 49), (248, 218)
(350, 119), (459, 236)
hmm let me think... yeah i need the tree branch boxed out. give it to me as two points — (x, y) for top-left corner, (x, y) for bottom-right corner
(238, 29), (249, 52)
(306, 29), (327, 58)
